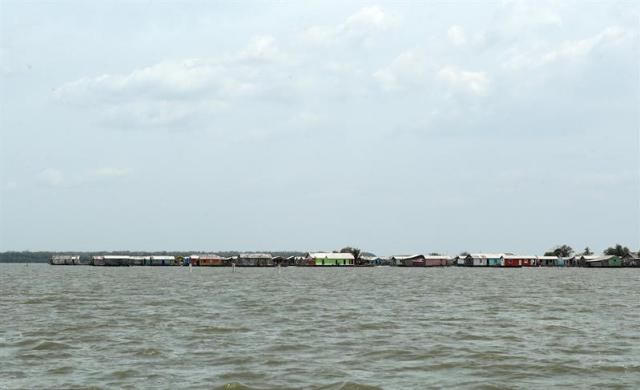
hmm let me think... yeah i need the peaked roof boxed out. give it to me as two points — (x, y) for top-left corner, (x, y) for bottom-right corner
(586, 255), (619, 262)
(191, 254), (223, 260)
(469, 253), (505, 259)
(307, 252), (355, 260)
(391, 254), (425, 260)
(239, 253), (272, 259)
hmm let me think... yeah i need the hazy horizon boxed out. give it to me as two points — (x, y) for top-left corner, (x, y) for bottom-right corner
(1, 1), (639, 255)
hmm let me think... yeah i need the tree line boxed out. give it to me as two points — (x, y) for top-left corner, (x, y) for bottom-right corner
(541, 244), (636, 258)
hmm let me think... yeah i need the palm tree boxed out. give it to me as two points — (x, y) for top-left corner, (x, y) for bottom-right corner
(340, 246), (361, 265)
(544, 245), (573, 257)
(604, 244), (630, 257)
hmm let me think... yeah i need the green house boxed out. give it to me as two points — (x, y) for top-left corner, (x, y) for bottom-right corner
(585, 255), (622, 267)
(307, 252), (355, 266)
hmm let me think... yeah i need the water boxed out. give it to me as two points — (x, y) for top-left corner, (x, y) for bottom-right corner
(1, 264), (639, 389)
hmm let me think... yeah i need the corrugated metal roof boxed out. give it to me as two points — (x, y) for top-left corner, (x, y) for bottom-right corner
(424, 255), (452, 260)
(470, 253), (505, 259)
(308, 252), (355, 260)
(504, 255), (537, 259)
(586, 255), (617, 262)
(391, 254), (425, 260)
(191, 254), (222, 260)
(239, 253), (272, 259)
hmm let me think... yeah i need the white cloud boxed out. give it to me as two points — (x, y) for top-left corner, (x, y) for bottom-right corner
(374, 52), (491, 96)
(37, 168), (64, 186)
(54, 36), (287, 128)
(345, 5), (393, 29)
(302, 5), (397, 46)
(235, 35), (284, 63)
(87, 167), (131, 178)
(447, 25), (467, 46)
(502, 0), (563, 30)
(373, 50), (427, 91)
(99, 98), (228, 128)
(303, 25), (341, 46)
(288, 112), (321, 128)
(325, 61), (357, 74)
(437, 66), (491, 96)
(56, 54), (262, 104)
(502, 26), (627, 70)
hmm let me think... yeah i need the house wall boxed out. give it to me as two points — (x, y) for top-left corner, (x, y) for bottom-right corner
(503, 259), (521, 267)
(473, 258), (487, 266)
(236, 258), (257, 266)
(425, 259), (446, 266)
(609, 257), (622, 267)
(50, 257), (81, 265)
(150, 259), (170, 266)
(200, 259), (223, 266)
(587, 257), (622, 267)
(314, 258), (351, 266)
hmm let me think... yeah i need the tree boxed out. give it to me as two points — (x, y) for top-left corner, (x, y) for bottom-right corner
(340, 246), (361, 265)
(604, 244), (630, 257)
(460, 251), (470, 256)
(544, 245), (574, 257)
(429, 252), (441, 256)
(581, 247), (593, 256)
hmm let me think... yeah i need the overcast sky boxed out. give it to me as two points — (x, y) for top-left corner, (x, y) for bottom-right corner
(1, 1), (638, 255)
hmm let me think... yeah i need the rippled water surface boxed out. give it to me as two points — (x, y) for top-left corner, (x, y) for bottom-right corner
(1, 264), (639, 389)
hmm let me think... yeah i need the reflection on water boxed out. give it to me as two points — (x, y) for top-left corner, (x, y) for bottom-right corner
(1, 265), (639, 389)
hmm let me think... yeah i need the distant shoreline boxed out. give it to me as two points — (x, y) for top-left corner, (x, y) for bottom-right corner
(0, 251), (307, 264)
(1, 250), (639, 269)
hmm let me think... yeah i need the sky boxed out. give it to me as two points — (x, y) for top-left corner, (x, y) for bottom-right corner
(0, 0), (639, 255)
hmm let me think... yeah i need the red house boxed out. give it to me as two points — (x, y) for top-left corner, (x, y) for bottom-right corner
(502, 255), (536, 267)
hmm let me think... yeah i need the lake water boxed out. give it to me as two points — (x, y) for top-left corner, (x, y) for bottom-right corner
(1, 264), (639, 389)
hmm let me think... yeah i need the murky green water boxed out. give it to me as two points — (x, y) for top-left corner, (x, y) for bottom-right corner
(1, 264), (639, 389)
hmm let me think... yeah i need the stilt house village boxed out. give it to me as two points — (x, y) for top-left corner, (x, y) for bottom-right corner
(48, 248), (640, 268)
